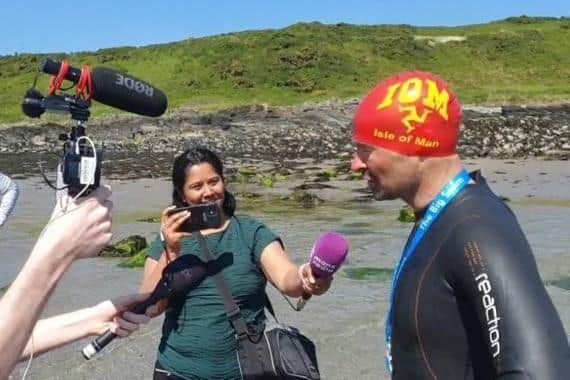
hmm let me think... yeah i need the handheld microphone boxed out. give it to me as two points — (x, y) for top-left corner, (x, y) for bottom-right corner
(297, 231), (349, 311)
(82, 254), (208, 359)
(41, 58), (168, 117)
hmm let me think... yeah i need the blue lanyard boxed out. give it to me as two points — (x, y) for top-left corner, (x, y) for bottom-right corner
(385, 169), (471, 373)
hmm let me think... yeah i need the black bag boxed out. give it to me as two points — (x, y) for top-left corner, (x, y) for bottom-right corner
(235, 296), (320, 380)
(193, 232), (320, 380)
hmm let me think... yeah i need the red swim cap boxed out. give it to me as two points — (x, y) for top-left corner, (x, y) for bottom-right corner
(353, 71), (462, 157)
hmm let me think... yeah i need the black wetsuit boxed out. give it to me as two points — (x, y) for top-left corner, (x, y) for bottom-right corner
(391, 171), (570, 379)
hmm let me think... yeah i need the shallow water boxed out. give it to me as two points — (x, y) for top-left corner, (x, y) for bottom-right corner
(1, 156), (569, 379)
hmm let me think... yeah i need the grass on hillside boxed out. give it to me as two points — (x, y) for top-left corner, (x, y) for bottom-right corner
(1, 16), (569, 124)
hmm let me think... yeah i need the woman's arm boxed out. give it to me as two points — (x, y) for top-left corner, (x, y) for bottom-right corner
(140, 255), (168, 293)
(260, 241), (331, 298)
(19, 294), (150, 361)
(139, 255), (173, 317)
(142, 205), (194, 292)
(141, 205), (193, 315)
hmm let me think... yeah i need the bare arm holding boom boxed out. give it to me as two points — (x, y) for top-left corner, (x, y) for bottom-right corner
(0, 186), (112, 378)
(18, 294), (150, 361)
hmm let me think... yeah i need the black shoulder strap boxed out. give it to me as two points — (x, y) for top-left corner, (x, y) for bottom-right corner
(192, 231), (281, 327)
(264, 292), (276, 320)
(192, 231), (251, 337)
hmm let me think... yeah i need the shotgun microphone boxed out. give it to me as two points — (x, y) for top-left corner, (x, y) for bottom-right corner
(41, 58), (167, 117)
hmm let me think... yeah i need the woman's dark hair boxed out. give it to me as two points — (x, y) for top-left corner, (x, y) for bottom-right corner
(172, 147), (236, 216)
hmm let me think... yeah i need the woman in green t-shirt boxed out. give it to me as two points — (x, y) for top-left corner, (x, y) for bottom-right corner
(141, 147), (331, 380)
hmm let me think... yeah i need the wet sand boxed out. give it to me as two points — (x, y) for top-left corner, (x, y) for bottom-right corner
(3, 158), (569, 380)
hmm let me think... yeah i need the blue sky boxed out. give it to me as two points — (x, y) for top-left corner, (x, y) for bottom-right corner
(1, 0), (568, 56)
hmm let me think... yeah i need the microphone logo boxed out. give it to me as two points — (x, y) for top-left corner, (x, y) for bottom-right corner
(309, 231), (349, 278)
(114, 73), (155, 98)
(310, 255), (337, 276)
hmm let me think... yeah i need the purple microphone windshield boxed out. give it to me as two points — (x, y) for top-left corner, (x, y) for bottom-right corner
(309, 231), (349, 278)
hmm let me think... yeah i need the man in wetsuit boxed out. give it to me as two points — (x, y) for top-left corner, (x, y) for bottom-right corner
(350, 71), (570, 379)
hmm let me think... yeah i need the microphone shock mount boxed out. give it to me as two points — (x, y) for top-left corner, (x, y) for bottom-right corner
(21, 59), (102, 197)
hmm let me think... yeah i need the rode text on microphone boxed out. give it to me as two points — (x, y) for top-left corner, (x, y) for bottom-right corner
(21, 58), (167, 197)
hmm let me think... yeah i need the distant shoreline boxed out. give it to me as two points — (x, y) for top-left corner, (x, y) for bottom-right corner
(0, 101), (568, 162)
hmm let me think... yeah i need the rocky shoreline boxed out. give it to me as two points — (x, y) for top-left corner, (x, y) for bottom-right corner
(1, 102), (569, 160)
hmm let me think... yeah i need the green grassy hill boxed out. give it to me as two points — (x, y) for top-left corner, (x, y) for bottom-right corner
(1, 16), (569, 123)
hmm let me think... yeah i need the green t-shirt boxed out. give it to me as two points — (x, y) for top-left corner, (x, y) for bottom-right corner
(147, 215), (279, 380)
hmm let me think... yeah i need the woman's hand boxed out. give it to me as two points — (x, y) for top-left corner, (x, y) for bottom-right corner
(161, 206), (192, 258)
(299, 263), (332, 296)
(145, 299), (169, 318)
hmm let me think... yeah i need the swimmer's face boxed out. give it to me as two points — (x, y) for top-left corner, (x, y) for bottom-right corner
(351, 144), (419, 201)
